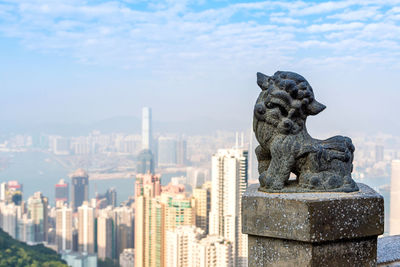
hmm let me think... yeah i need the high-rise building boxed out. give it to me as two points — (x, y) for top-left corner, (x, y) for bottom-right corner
(115, 206), (134, 257)
(97, 187), (117, 208)
(56, 205), (73, 252)
(0, 182), (6, 201)
(0, 202), (21, 239)
(209, 148), (248, 267)
(142, 107), (152, 150)
(70, 169), (89, 212)
(195, 235), (233, 267)
(161, 192), (195, 266)
(17, 214), (34, 243)
(136, 149), (155, 175)
(390, 159), (400, 235)
(55, 179), (69, 205)
(162, 193), (194, 232)
(97, 213), (114, 260)
(27, 191), (49, 243)
(158, 137), (177, 166)
(108, 187), (117, 207)
(165, 226), (205, 267)
(78, 201), (95, 253)
(2, 181), (23, 205)
(193, 182), (211, 234)
(135, 173), (162, 267)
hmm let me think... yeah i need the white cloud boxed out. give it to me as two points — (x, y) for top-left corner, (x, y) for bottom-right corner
(306, 22), (364, 33)
(328, 6), (381, 21)
(0, 0), (398, 74)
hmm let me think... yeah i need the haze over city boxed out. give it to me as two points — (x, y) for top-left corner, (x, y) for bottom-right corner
(1, 1), (400, 267)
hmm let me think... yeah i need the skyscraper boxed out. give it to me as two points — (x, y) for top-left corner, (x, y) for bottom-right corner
(56, 205), (73, 252)
(165, 226), (205, 267)
(209, 148), (248, 267)
(193, 182), (211, 234)
(17, 214), (34, 243)
(196, 235), (233, 267)
(27, 191), (49, 243)
(142, 107), (152, 150)
(97, 213), (114, 260)
(55, 179), (69, 205)
(2, 181), (23, 205)
(0, 202), (21, 239)
(96, 187), (118, 208)
(390, 159), (400, 235)
(0, 182), (6, 201)
(114, 206), (134, 257)
(78, 201), (95, 253)
(70, 169), (89, 212)
(162, 193), (194, 231)
(135, 173), (162, 267)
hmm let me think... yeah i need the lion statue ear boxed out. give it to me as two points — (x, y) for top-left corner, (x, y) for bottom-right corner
(306, 100), (326, 115)
(257, 72), (270, 91)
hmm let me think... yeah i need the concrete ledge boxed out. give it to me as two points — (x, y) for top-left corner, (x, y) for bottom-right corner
(242, 183), (384, 242)
(249, 235), (377, 267)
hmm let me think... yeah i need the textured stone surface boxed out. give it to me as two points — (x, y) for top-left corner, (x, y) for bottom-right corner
(248, 235), (377, 267)
(254, 71), (358, 192)
(377, 235), (400, 265)
(242, 183), (384, 242)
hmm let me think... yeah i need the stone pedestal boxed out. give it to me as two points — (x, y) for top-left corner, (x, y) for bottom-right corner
(242, 183), (384, 267)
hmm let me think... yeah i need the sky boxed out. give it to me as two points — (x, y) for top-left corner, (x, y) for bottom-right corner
(0, 0), (399, 135)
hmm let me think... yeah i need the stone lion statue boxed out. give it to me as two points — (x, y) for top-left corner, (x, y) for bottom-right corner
(254, 71), (359, 192)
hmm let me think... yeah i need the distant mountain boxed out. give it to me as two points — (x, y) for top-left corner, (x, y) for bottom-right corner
(0, 228), (67, 267)
(0, 116), (249, 136)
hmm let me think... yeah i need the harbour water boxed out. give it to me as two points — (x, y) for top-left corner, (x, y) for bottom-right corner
(0, 151), (135, 205)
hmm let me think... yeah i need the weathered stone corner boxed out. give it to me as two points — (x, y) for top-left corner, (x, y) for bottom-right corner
(242, 183), (384, 266)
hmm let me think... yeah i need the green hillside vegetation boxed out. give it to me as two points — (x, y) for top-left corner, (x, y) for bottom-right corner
(0, 228), (68, 267)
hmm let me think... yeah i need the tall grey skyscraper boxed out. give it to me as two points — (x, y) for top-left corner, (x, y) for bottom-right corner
(390, 159), (400, 235)
(70, 169), (89, 212)
(142, 107), (152, 150)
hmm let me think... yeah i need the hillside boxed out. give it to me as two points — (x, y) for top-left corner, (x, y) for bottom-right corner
(0, 228), (67, 267)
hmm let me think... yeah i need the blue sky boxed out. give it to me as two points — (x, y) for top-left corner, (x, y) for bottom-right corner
(0, 0), (399, 134)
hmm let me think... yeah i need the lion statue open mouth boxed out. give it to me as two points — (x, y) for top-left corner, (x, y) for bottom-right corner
(254, 71), (359, 192)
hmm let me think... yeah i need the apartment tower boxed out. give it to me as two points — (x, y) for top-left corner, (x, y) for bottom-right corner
(78, 201), (95, 253)
(209, 148), (248, 266)
(56, 205), (73, 252)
